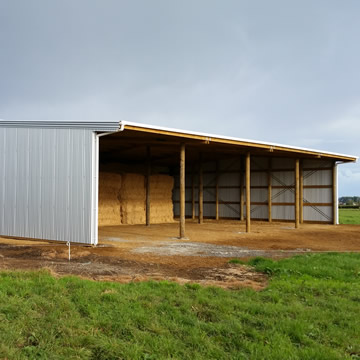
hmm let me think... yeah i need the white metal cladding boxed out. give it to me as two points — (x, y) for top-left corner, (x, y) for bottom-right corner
(304, 206), (332, 222)
(303, 159), (333, 168)
(303, 170), (332, 186)
(304, 188), (332, 203)
(0, 127), (95, 244)
(172, 156), (334, 222)
(249, 205), (268, 219)
(251, 172), (267, 186)
(272, 171), (295, 186)
(272, 205), (295, 220)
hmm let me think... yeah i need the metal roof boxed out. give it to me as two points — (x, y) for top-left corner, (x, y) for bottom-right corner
(0, 119), (357, 162)
(0, 120), (120, 132)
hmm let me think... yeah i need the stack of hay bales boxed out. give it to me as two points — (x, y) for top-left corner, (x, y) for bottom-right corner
(119, 173), (146, 225)
(98, 171), (175, 225)
(150, 175), (175, 223)
(98, 172), (122, 226)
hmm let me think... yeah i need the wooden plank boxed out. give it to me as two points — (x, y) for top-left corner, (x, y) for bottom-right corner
(303, 202), (333, 207)
(215, 160), (219, 220)
(146, 146), (151, 226)
(295, 159), (300, 229)
(268, 157), (272, 223)
(332, 162), (337, 225)
(198, 153), (203, 224)
(179, 143), (186, 239)
(246, 152), (251, 232)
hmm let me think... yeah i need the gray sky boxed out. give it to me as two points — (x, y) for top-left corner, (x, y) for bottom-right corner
(0, 0), (359, 196)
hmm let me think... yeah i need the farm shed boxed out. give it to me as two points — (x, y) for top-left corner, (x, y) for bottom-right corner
(0, 120), (357, 245)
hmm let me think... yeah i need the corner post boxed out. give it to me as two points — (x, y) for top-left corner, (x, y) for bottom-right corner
(332, 161), (338, 225)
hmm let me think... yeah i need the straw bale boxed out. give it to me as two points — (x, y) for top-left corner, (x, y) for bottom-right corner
(120, 173), (146, 224)
(149, 175), (174, 224)
(98, 172), (122, 226)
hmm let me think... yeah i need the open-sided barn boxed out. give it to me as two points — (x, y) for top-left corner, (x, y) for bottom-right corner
(0, 120), (357, 245)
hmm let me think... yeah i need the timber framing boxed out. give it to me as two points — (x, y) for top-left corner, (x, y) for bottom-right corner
(96, 121), (357, 236)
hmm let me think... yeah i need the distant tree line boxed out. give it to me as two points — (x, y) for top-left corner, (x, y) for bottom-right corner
(339, 197), (360, 207)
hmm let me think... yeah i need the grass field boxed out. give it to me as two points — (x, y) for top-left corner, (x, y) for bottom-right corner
(1, 253), (360, 359)
(339, 208), (360, 224)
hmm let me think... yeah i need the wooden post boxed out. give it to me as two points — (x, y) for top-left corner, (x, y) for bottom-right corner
(295, 158), (300, 229)
(179, 143), (186, 239)
(268, 158), (272, 223)
(246, 152), (251, 233)
(299, 160), (304, 224)
(240, 157), (244, 221)
(332, 161), (337, 225)
(191, 164), (195, 220)
(146, 146), (151, 226)
(198, 153), (203, 224)
(215, 160), (219, 220)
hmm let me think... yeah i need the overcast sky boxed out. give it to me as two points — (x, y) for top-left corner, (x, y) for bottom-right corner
(0, 0), (359, 196)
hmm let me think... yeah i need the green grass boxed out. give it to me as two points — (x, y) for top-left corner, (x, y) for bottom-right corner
(339, 208), (360, 224)
(1, 253), (360, 359)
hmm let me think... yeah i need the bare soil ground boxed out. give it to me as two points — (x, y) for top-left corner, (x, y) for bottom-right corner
(0, 220), (359, 289)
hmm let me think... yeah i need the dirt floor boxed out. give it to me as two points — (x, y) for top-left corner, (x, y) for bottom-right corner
(0, 220), (359, 290)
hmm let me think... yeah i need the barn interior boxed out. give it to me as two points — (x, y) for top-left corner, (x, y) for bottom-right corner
(97, 124), (343, 240)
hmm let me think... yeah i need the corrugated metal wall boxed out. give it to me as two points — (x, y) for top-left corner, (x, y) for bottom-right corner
(173, 156), (334, 223)
(0, 127), (95, 244)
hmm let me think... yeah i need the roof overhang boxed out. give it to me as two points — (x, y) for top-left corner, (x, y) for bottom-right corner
(119, 121), (358, 163)
(0, 119), (357, 162)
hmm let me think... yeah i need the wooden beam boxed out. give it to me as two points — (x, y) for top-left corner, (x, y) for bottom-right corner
(246, 152), (251, 232)
(179, 143), (186, 239)
(299, 160), (304, 224)
(268, 158), (272, 223)
(146, 146), (151, 226)
(332, 161), (337, 225)
(198, 153), (203, 224)
(191, 164), (195, 220)
(240, 156), (244, 221)
(215, 160), (219, 220)
(295, 159), (300, 229)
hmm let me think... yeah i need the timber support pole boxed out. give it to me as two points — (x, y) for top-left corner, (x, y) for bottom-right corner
(215, 159), (219, 221)
(300, 160), (304, 224)
(246, 152), (251, 233)
(332, 161), (338, 225)
(179, 143), (186, 239)
(268, 157), (272, 223)
(146, 146), (151, 226)
(198, 153), (203, 224)
(295, 158), (300, 229)
(240, 156), (244, 221)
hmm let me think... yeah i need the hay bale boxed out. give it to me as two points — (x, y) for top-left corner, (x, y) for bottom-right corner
(119, 173), (146, 224)
(150, 175), (174, 224)
(98, 172), (122, 226)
